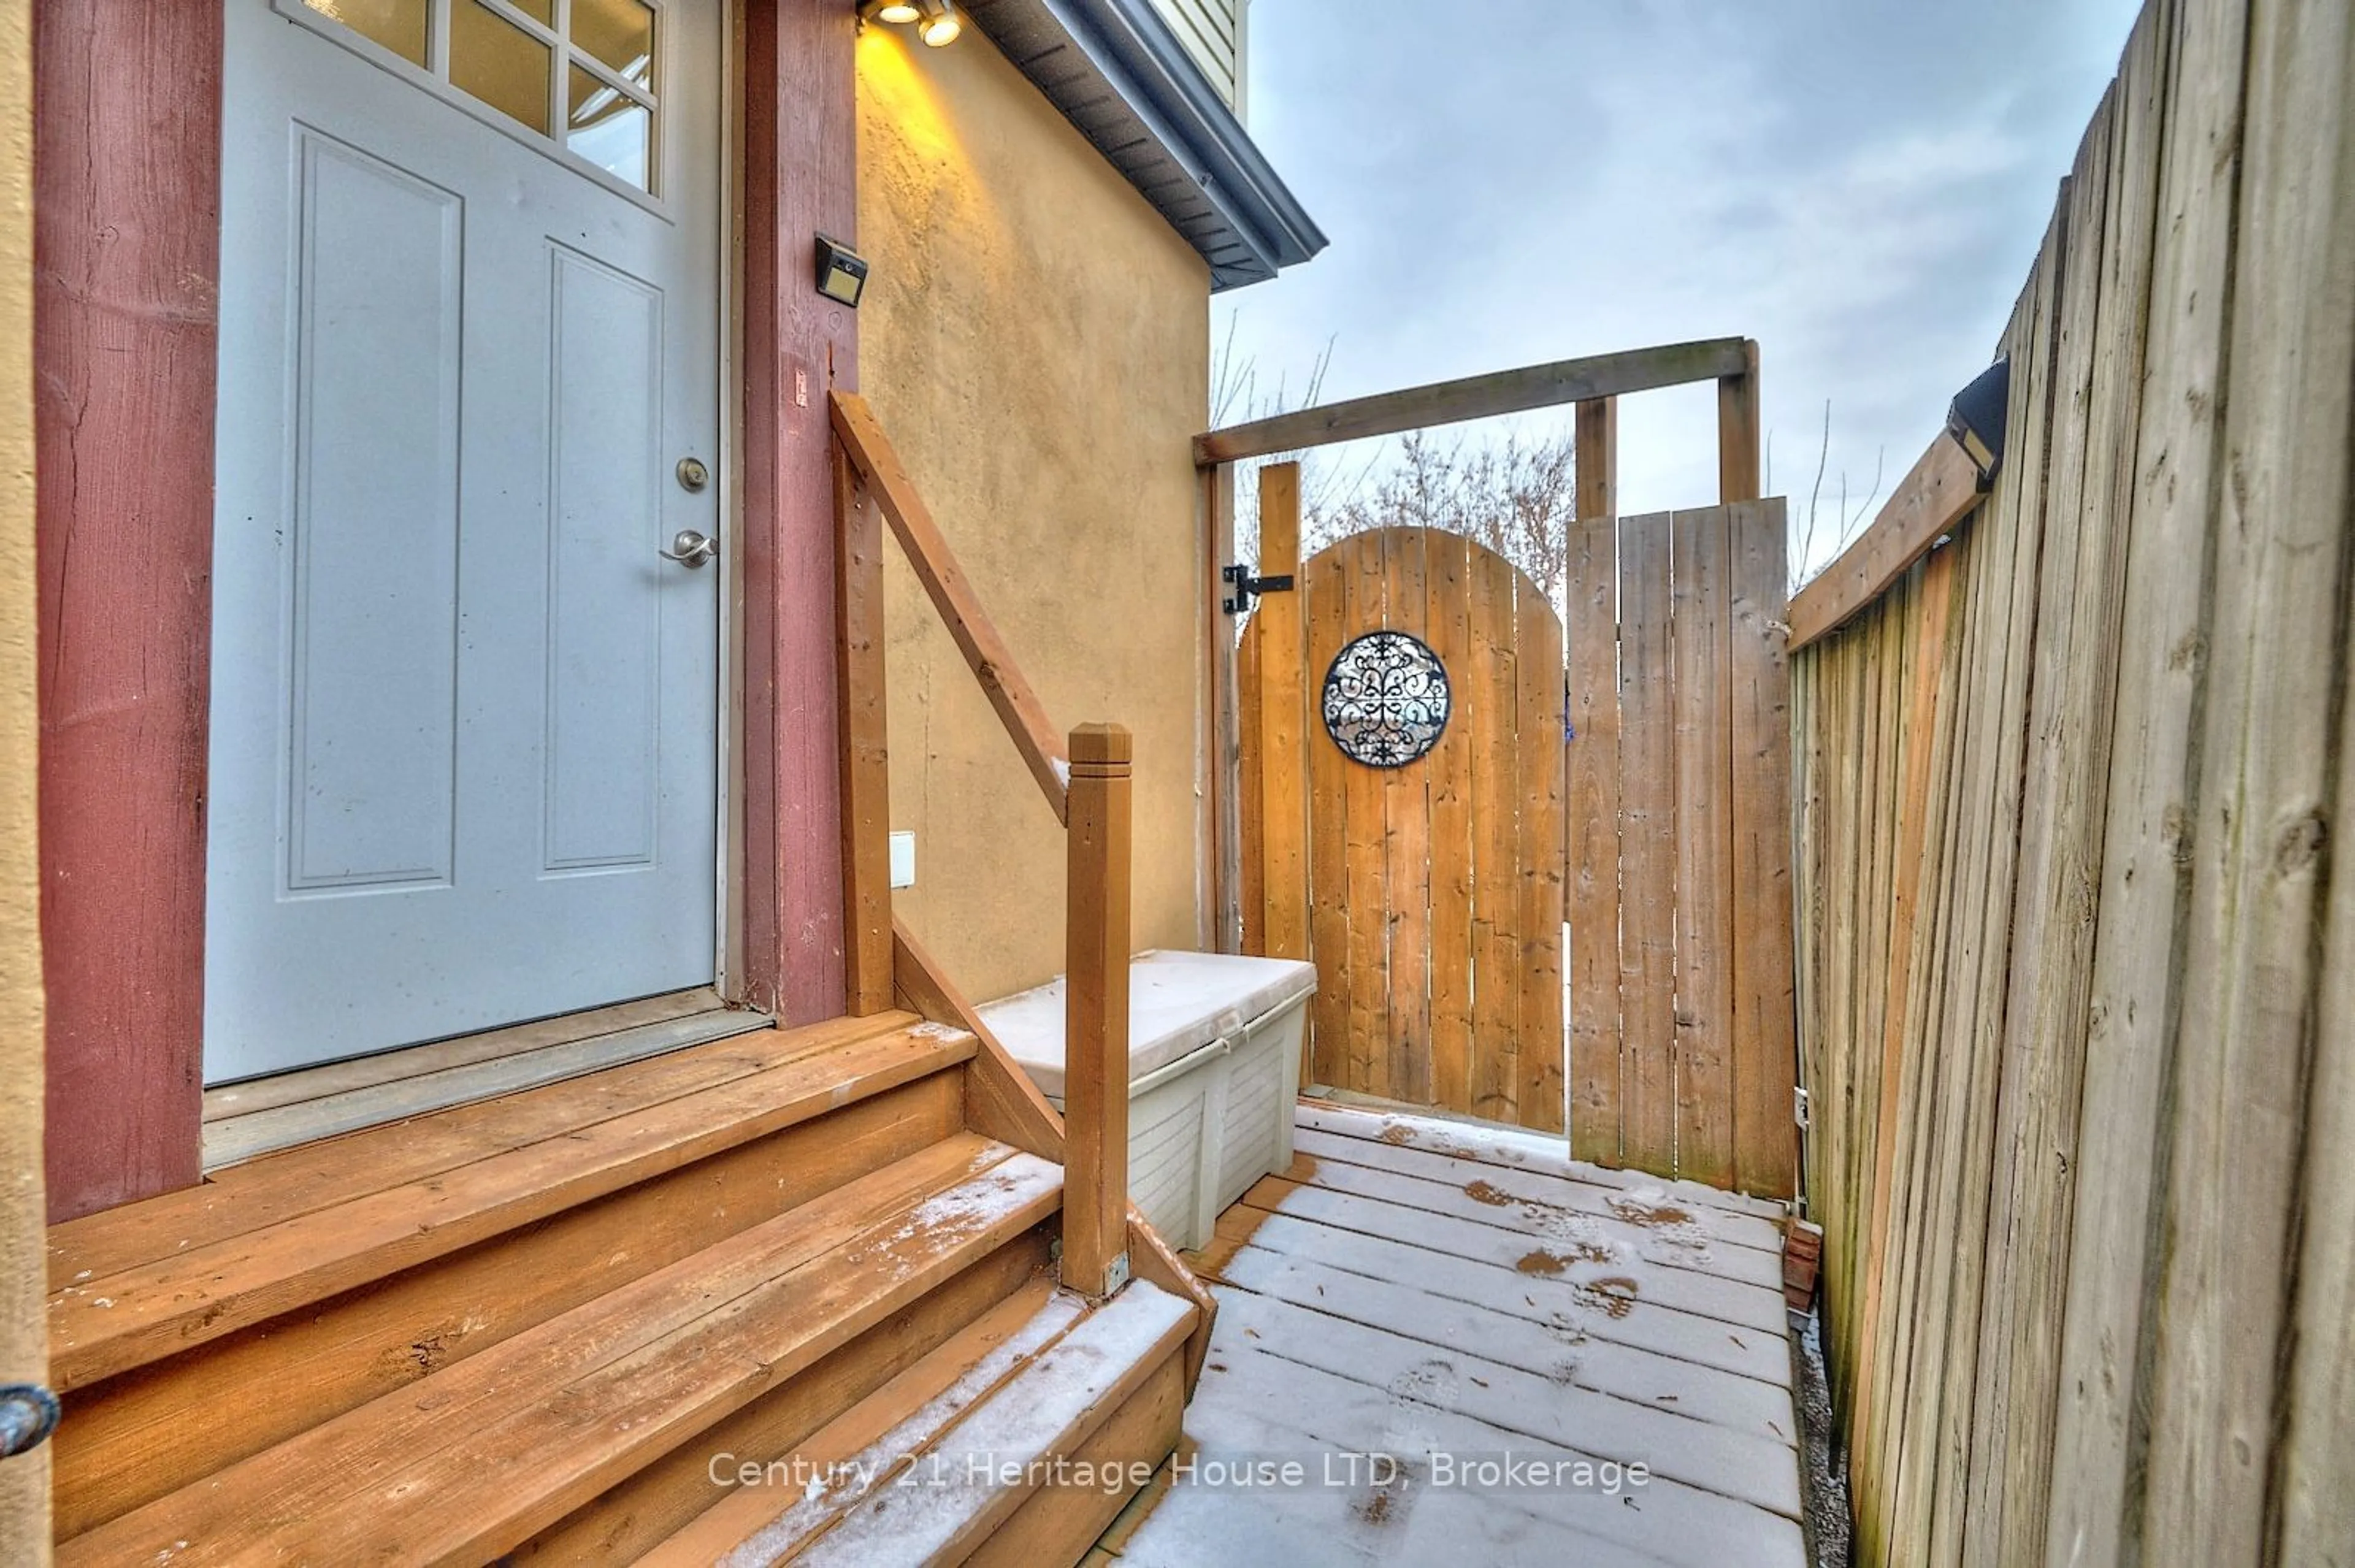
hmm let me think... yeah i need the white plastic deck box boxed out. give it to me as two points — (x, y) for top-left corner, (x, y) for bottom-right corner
(978, 950), (1318, 1251)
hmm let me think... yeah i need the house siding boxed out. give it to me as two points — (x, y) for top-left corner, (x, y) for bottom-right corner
(857, 23), (1211, 1005)
(1149, 0), (1244, 116)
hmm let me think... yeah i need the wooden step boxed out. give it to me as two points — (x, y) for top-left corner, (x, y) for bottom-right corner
(643, 1278), (1084, 1564)
(48, 1009), (973, 1390)
(648, 1280), (1193, 1566)
(61, 1134), (1063, 1566)
(512, 1225), (1059, 1560)
(55, 1071), (982, 1539)
(796, 1281), (1193, 1565)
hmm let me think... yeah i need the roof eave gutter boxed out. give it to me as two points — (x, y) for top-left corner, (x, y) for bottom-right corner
(968, 0), (1328, 289)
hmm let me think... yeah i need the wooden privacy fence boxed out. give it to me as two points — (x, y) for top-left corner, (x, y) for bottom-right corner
(1788, 0), (2355, 1561)
(1238, 471), (1798, 1198)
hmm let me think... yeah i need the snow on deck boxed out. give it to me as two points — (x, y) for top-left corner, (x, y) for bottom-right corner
(1093, 1101), (1808, 1568)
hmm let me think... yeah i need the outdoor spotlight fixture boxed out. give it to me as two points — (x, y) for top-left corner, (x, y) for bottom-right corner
(814, 234), (869, 308)
(918, 0), (963, 47)
(1947, 357), (2010, 488)
(860, 0), (960, 45)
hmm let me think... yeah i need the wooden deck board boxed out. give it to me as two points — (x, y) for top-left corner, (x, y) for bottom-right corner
(1209, 1291), (1797, 1513)
(1287, 1126), (1783, 1257)
(1257, 1150), (1783, 1289)
(1128, 1101), (1805, 1567)
(1294, 1099), (1788, 1220)
(1202, 1245), (1794, 1440)
(1119, 1337), (1801, 1568)
(1228, 1180), (1785, 1333)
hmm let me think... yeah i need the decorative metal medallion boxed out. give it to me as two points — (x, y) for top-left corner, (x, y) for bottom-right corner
(1322, 631), (1451, 767)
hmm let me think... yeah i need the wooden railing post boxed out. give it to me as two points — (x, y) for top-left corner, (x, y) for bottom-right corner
(1063, 722), (1133, 1296)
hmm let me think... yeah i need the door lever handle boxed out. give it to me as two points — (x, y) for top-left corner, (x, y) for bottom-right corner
(659, 529), (718, 569)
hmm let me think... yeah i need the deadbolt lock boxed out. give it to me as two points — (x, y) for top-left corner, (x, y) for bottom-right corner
(676, 456), (710, 492)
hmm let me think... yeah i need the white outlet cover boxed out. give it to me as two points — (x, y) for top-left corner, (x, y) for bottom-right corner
(889, 831), (917, 889)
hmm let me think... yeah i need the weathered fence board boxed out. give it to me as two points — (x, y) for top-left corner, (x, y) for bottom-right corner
(1381, 529), (1434, 1107)
(1303, 543), (1352, 1091)
(1423, 533), (1478, 1115)
(2042, 0), (2243, 1552)
(2239, 0), (2355, 1545)
(1670, 510), (1735, 1185)
(2139, 0), (2354, 1556)
(1563, 514), (1622, 1163)
(1510, 565), (1567, 1133)
(1465, 538), (1527, 1122)
(1791, 0), (2355, 1559)
(1341, 536), (1393, 1098)
(1617, 513), (1679, 1171)
(1727, 503), (1797, 1200)
(1975, 15), (2167, 1559)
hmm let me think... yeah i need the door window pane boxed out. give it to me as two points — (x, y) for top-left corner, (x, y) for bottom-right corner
(509, 0), (555, 23)
(452, 0), (553, 135)
(573, 0), (656, 90)
(302, 0), (429, 66)
(568, 66), (651, 191)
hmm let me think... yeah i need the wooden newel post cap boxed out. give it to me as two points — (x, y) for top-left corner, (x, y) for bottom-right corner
(1068, 722), (1133, 774)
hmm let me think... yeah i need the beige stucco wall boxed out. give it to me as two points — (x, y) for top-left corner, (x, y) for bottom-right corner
(0, 0), (49, 1556)
(856, 25), (1209, 1005)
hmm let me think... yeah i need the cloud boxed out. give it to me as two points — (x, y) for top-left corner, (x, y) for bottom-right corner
(1223, 0), (2143, 576)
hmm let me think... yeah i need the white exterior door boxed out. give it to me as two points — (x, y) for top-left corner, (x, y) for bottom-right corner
(207, 0), (726, 1082)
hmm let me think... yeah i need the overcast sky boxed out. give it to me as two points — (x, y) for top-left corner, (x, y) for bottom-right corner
(1224, 0), (2146, 576)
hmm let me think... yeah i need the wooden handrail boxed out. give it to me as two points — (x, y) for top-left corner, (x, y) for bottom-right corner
(1061, 722), (1133, 1296)
(1192, 336), (1752, 464)
(1786, 430), (1984, 651)
(831, 391), (1072, 822)
(827, 392), (1138, 1299)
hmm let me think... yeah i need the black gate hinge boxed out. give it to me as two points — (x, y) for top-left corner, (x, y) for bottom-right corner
(1222, 563), (1295, 614)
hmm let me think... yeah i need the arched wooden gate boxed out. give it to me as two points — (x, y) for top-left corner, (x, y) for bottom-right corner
(1239, 465), (1799, 1197)
(1243, 519), (1566, 1132)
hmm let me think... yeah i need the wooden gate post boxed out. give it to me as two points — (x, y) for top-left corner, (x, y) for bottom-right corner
(1569, 395), (1623, 1161)
(1575, 397), (1618, 520)
(1254, 465), (1309, 964)
(1718, 339), (1762, 503)
(1063, 722), (1133, 1296)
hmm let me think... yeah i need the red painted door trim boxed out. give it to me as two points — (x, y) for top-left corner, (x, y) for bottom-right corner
(34, 0), (856, 1221)
(738, 0), (858, 1026)
(35, 0), (223, 1223)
